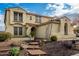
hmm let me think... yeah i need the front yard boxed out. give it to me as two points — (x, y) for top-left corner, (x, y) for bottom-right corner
(0, 36), (79, 56)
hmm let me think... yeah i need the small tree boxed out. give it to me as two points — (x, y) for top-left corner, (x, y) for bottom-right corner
(30, 27), (36, 37)
(50, 35), (57, 42)
(30, 27), (36, 40)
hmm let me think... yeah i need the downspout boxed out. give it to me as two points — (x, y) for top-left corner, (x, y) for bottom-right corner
(45, 22), (52, 41)
(4, 10), (7, 31)
(49, 23), (52, 40)
(45, 24), (49, 40)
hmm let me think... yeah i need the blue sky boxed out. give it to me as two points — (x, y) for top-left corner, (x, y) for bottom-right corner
(0, 3), (78, 16)
(0, 3), (47, 15)
(0, 3), (79, 31)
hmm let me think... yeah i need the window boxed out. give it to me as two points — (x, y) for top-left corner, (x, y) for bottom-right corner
(19, 13), (23, 22)
(14, 12), (23, 22)
(35, 16), (41, 23)
(14, 27), (18, 35)
(64, 23), (68, 35)
(19, 27), (22, 35)
(14, 27), (23, 36)
(30, 16), (32, 20)
(14, 12), (18, 21)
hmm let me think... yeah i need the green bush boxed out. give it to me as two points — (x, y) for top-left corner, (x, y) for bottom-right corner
(10, 47), (20, 56)
(30, 31), (36, 37)
(0, 32), (11, 42)
(50, 35), (57, 42)
(30, 27), (36, 37)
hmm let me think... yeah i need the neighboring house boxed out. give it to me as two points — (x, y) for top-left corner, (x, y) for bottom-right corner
(75, 27), (79, 37)
(4, 7), (75, 40)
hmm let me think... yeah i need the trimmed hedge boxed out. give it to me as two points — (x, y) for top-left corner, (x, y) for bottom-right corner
(50, 35), (57, 42)
(0, 32), (11, 42)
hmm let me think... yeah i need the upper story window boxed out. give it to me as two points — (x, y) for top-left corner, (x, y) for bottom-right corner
(30, 16), (32, 20)
(35, 16), (41, 23)
(14, 12), (23, 22)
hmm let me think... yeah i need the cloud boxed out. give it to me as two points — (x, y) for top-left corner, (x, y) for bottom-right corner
(45, 3), (79, 16)
(0, 14), (5, 31)
(0, 14), (4, 23)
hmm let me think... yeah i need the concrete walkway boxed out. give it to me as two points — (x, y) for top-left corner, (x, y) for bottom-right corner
(21, 41), (47, 56)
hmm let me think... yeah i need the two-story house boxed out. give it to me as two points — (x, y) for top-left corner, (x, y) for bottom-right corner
(4, 7), (75, 40)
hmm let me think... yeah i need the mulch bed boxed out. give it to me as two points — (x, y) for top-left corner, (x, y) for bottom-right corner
(41, 40), (79, 56)
(1, 40), (79, 56)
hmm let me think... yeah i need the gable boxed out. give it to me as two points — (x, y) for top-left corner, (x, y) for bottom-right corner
(9, 7), (27, 13)
(62, 16), (71, 21)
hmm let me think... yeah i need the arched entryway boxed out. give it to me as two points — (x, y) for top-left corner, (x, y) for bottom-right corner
(64, 23), (68, 35)
(30, 27), (36, 37)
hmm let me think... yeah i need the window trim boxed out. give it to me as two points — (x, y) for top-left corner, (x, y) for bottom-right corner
(14, 27), (23, 36)
(30, 16), (32, 20)
(64, 23), (68, 35)
(35, 16), (41, 23)
(14, 12), (23, 22)
(14, 27), (18, 35)
(19, 27), (22, 35)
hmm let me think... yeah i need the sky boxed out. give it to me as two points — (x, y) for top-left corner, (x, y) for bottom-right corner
(0, 3), (79, 31)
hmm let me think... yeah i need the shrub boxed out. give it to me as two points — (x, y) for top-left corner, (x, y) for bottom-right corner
(10, 47), (20, 56)
(0, 32), (11, 42)
(30, 27), (36, 37)
(50, 35), (57, 42)
(30, 31), (36, 37)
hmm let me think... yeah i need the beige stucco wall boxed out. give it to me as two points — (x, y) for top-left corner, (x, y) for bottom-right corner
(36, 25), (47, 39)
(25, 14), (50, 24)
(58, 17), (75, 39)
(5, 8), (75, 41)
(8, 8), (50, 25)
(41, 17), (50, 23)
(36, 17), (76, 40)
(5, 24), (26, 37)
(5, 8), (51, 37)
(5, 8), (26, 37)
(36, 23), (61, 40)
(26, 14), (36, 24)
(25, 25), (32, 36)
(8, 8), (26, 25)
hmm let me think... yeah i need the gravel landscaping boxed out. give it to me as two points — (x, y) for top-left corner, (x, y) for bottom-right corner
(41, 40), (79, 56)
(1, 39), (79, 56)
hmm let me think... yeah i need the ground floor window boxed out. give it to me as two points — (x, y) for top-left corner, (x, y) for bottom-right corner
(64, 23), (68, 35)
(14, 27), (23, 35)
